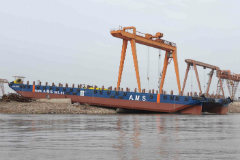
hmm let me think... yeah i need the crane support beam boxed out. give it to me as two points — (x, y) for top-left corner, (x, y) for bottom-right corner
(216, 68), (225, 97)
(0, 79), (9, 83)
(193, 61), (202, 95)
(0, 79), (9, 96)
(159, 51), (169, 95)
(130, 39), (141, 93)
(182, 63), (190, 94)
(116, 40), (128, 91)
(111, 28), (176, 51)
(185, 59), (217, 70)
(218, 71), (240, 82)
(206, 69), (214, 96)
(173, 50), (181, 94)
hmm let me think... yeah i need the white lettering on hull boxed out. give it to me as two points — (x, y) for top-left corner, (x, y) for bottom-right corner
(129, 95), (146, 101)
(142, 96), (146, 101)
(80, 90), (84, 96)
(35, 90), (65, 94)
(135, 95), (140, 101)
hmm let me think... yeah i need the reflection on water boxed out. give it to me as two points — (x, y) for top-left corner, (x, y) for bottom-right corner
(0, 114), (240, 160)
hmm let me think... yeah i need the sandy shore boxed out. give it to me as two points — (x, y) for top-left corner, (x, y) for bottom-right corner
(0, 101), (240, 114)
(0, 101), (117, 114)
(228, 102), (240, 113)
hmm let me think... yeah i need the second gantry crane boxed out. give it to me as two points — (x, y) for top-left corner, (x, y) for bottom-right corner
(182, 59), (240, 100)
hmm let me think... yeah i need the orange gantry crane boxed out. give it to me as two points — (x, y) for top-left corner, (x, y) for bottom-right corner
(182, 59), (240, 100)
(110, 26), (181, 102)
(182, 59), (224, 97)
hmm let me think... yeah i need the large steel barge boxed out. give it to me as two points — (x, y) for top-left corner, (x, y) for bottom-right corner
(9, 82), (230, 115)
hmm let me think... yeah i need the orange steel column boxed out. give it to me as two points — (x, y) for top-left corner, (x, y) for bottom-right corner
(32, 85), (35, 92)
(182, 63), (190, 94)
(159, 51), (169, 95)
(216, 68), (225, 97)
(130, 39), (141, 93)
(116, 39), (128, 91)
(193, 61), (202, 94)
(172, 50), (181, 93)
(206, 69), (214, 96)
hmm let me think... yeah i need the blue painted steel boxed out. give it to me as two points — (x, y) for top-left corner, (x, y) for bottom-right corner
(9, 83), (231, 106)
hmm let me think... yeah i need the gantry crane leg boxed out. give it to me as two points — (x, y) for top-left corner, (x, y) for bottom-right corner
(217, 68), (225, 98)
(172, 50), (181, 94)
(193, 61), (202, 95)
(206, 69), (214, 96)
(130, 39), (141, 93)
(116, 39), (128, 91)
(0, 83), (4, 95)
(159, 51), (169, 96)
(181, 63), (190, 95)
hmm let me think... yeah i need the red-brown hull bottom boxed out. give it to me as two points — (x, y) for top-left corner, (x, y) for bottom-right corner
(207, 106), (228, 114)
(180, 105), (202, 115)
(202, 103), (228, 114)
(16, 91), (227, 115)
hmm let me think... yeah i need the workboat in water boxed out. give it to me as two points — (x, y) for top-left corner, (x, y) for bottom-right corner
(8, 26), (234, 115)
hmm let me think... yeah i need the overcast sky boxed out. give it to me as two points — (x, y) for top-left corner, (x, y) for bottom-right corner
(1, 0), (240, 98)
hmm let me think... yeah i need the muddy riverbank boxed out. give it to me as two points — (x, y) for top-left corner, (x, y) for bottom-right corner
(0, 101), (117, 114)
(228, 102), (240, 113)
(0, 101), (240, 114)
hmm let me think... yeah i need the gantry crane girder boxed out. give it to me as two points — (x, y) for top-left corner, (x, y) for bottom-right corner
(185, 59), (218, 70)
(218, 70), (240, 82)
(111, 29), (176, 51)
(111, 26), (181, 103)
(0, 79), (9, 83)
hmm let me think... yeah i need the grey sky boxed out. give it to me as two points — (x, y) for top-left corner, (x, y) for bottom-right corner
(1, 0), (240, 97)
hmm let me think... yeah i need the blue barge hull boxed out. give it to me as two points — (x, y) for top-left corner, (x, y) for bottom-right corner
(9, 83), (230, 115)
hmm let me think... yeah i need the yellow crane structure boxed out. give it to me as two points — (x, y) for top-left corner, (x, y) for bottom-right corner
(111, 26), (181, 102)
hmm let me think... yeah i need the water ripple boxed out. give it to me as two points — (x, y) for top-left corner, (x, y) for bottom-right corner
(0, 114), (240, 160)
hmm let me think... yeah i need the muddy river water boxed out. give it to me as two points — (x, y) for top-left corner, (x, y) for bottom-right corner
(0, 113), (240, 160)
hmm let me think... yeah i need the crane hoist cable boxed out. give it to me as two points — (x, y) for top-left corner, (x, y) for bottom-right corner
(158, 50), (162, 90)
(204, 69), (205, 93)
(191, 66), (193, 93)
(204, 67), (206, 94)
(147, 46), (150, 91)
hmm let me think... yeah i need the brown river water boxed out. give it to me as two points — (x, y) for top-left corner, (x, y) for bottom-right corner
(0, 113), (240, 160)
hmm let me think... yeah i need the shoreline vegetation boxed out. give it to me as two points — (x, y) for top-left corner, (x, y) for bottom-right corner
(0, 101), (240, 114)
